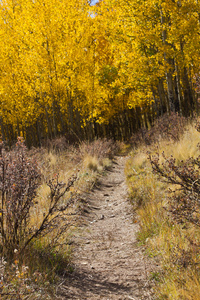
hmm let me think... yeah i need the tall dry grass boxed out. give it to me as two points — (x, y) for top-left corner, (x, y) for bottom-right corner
(126, 120), (200, 299)
(0, 138), (119, 299)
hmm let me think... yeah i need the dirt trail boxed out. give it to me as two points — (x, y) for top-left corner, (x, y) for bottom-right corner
(58, 157), (154, 299)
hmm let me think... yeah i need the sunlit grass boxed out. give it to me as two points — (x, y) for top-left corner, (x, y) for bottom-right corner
(0, 139), (117, 298)
(125, 121), (200, 299)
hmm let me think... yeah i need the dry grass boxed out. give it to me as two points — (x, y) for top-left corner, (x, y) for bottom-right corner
(156, 123), (200, 163)
(30, 141), (114, 243)
(125, 121), (200, 300)
(0, 138), (117, 299)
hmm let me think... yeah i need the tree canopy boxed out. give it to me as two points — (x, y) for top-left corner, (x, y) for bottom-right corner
(0, 0), (199, 145)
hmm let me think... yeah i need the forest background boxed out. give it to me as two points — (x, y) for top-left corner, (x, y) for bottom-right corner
(0, 1), (200, 298)
(0, 0), (200, 146)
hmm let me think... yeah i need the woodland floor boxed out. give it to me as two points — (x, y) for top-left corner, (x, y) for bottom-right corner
(57, 157), (156, 299)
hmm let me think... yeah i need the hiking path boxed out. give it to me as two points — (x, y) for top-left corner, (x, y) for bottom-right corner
(58, 156), (155, 300)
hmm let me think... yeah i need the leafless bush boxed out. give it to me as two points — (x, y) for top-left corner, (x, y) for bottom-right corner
(79, 138), (118, 160)
(148, 151), (200, 226)
(131, 113), (187, 148)
(0, 138), (77, 261)
(42, 136), (69, 153)
(0, 138), (41, 259)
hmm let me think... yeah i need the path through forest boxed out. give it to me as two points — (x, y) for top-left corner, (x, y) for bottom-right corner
(58, 157), (155, 299)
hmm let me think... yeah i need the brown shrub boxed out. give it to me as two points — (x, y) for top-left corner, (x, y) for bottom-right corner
(131, 113), (187, 148)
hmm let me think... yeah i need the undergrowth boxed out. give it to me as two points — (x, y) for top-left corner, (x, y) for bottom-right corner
(0, 137), (118, 299)
(126, 116), (200, 299)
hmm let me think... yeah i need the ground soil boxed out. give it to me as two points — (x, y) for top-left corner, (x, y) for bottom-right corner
(57, 156), (155, 299)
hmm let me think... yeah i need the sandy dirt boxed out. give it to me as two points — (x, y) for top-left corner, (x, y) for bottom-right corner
(57, 156), (155, 299)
